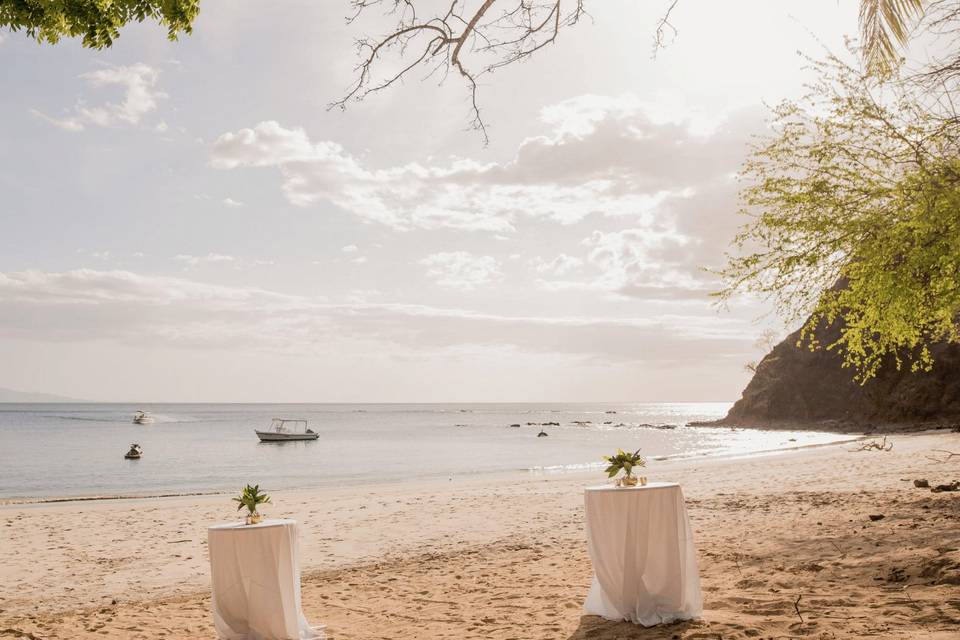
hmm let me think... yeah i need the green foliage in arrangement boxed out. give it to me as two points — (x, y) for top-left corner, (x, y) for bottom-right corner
(717, 49), (960, 382)
(0, 0), (200, 49)
(603, 449), (645, 479)
(233, 484), (271, 515)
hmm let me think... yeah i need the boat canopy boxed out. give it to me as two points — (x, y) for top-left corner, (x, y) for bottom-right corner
(269, 418), (310, 433)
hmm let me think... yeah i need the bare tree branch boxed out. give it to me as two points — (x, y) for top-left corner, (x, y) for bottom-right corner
(331, 0), (587, 145)
(652, 0), (679, 58)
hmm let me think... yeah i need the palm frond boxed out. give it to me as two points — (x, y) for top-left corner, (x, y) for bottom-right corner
(860, 0), (926, 76)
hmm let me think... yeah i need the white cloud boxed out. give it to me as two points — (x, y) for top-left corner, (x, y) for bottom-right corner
(0, 269), (296, 308)
(340, 245), (367, 263)
(210, 121), (344, 168)
(528, 226), (716, 300)
(530, 254), (583, 277)
(210, 98), (761, 233)
(30, 110), (86, 132)
(32, 63), (164, 132)
(0, 269), (755, 363)
(76, 249), (113, 261)
(222, 197), (245, 208)
(174, 253), (235, 267)
(539, 94), (643, 137)
(584, 228), (698, 294)
(420, 252), (502, 290)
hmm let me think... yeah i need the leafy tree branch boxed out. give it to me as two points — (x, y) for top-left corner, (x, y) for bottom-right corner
(717, 49), (960, 381)
(0, 0), (199, 48)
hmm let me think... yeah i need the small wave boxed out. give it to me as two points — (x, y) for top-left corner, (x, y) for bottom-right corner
(45, 415), (112, 422)
(1, 489), (224, 506)
(147, 413), (198, 423)
(45, 412), (200, 424)
(528, 461), (608, 473)
(585, 421), (683, 431)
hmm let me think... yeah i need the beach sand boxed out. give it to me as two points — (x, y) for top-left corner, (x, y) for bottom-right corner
(1, 431), (958, 639)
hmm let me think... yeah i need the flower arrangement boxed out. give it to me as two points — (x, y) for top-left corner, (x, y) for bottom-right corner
(603, 448), (646, 486)
(233, 484), (271, 524)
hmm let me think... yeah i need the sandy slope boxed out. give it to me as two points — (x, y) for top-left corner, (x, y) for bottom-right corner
(1, 431), (958, 639)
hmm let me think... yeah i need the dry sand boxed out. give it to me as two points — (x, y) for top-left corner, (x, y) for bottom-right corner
(1, 431), (958, 639)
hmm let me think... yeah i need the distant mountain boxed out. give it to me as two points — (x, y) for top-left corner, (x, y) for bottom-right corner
(0, 387), (82, 402)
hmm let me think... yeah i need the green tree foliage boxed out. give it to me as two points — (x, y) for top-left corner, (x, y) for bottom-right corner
(0, 0), (199, 49)
(719, 50), (960, 381)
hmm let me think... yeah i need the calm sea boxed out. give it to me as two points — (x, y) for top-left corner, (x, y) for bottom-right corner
(0, 402), (854, 501)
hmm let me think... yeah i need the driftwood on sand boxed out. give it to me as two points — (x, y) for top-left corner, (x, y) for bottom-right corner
(851, 436), (893, 452)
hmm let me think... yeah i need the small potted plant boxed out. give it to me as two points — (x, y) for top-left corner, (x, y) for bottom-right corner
(233, 484), (271, 525)
(603, 448), (646, 486)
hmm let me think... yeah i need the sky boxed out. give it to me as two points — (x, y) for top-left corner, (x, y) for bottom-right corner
(0, 1), (862, 402)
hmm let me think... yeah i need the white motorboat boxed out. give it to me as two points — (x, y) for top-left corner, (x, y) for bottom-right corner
(133, 411), (154, 424)
(255, 418), (319, 442)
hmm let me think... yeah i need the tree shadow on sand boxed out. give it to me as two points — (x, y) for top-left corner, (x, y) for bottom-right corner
(567, 616), (704, 639)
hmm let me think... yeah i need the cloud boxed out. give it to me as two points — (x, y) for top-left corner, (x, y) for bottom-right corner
(527, 223), (722, 300)
(222, 197), (245, 208)
(174, 253), (235, 267)
(340, 244), (368, 263)
(30, 110), (86, 132)
(32, 63), (164, 132)
(530, 254), (584, 277)
(583, 228), (704, 296)
(0, 269), (756, 364)
(420, 252), (502, 290)
(556, 178), (744, 301)
(210, 97), (762, 232)
(76, 249), (112, 261)
(0, 269), (296, 308)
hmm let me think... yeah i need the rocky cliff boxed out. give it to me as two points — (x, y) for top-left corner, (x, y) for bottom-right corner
(720, 320), (960, 431)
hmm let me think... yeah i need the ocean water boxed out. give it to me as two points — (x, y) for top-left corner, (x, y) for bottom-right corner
(0, 403), (855, 501)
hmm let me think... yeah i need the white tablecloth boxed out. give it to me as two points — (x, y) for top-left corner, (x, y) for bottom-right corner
(583, 482), (702, 626)
(208, 518), (323, 639)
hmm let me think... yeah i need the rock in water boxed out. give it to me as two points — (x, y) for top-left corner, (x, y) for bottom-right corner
(720, 317), (960, 431)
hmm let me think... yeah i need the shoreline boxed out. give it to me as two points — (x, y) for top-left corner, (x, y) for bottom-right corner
(0, 428), (869, 506)
(1, 429), (957, 639)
